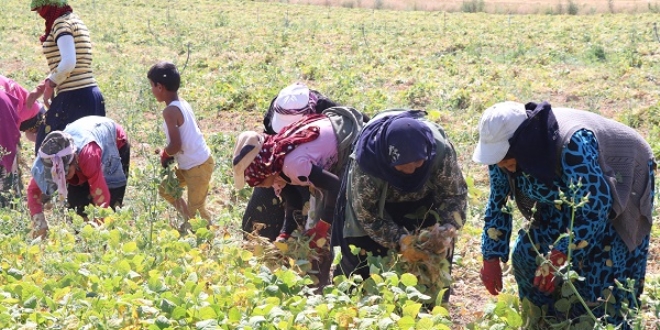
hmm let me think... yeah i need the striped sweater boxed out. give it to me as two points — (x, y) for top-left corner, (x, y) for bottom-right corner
(42, 12), (96, 93)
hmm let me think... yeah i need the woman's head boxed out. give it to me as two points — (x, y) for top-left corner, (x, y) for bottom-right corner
(19, 107), (45, 142)
(472, 101), (527, 165)
(384, 118), (433, 174)
(39, 131), (77, 199)
(271, 83), (318, 133)
(30, 0), (68, 11)
(355, 110), (437, 193)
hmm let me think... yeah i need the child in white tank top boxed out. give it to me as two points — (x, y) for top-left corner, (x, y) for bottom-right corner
(147, 61), (214, 232)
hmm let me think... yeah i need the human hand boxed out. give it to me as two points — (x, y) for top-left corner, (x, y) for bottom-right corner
(42, 79), (55, 108)
(160, 149), (174, 168)
(27, 80), (46, 109)
(533, 250), (567, 293)
(305, 220), (330, 251)
(418, 223), (457, 256)
(31, 213), (49, 239)
(481, 258), (503, 295)
(399, 235), (429, 262)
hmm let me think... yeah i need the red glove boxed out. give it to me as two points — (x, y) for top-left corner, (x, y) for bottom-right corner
(533, 250), (567, 293)
(43, 79), (55, 108)
(481, 258), (503, 295)
(305, 220), (330, 250)
(275, 233), (290, 242)
(160, 149), (174, 168)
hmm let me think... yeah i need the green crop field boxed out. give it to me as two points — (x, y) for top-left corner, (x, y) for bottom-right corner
(1, 0), (659, 328)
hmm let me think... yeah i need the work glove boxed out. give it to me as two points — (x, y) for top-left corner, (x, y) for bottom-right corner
(31, 213), (48, 239)
(305, 220), (330, 250)
(481, 258), (503, 295)
(42, 79), (55, 108)
(533, 249), (567, 293)
(160, 149), (174, 168)
(399, 235), (429, 262)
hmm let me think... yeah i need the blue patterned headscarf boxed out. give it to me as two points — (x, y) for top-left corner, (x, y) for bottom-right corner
(355, 111), (436, 192)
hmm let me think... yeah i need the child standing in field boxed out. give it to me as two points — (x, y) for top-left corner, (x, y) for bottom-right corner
(148, 61), (214, 231)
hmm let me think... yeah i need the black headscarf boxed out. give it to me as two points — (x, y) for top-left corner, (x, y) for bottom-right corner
(507, 101), (560, 187)
(355, 111), (436, 192)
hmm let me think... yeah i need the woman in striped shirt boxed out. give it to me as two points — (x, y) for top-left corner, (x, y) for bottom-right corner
(27, 0), (106, 153)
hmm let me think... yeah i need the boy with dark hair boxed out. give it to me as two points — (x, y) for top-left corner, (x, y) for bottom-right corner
(148, 61), (214, 231)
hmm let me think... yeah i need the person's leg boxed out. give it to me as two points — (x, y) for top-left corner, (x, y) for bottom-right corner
(158, 168), (189, 220)
(67, 183), (93, 218)
(109, 142), (131, 210)
(242, 187), (285, 240)
(182, 156), (214, 221)
(511, 227), (556, 310)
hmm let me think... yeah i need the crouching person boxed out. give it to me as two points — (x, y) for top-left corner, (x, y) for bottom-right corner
(233, 106), (364, 286)
(331, 109), (467, 306)
(0, 75), (45, 207)
(28, 116), (130, 238)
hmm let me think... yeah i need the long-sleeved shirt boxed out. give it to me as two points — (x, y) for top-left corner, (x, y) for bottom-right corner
(28, 125), (127, 215)
(482, 129), (613, 262)
(348, 143), (468, 250)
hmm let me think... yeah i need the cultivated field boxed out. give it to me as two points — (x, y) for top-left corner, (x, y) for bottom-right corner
(1, 0), (659, 328)
(262, 0), (660, 13)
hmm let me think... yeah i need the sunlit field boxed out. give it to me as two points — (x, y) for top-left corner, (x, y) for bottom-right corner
(1, 0), (659, 328)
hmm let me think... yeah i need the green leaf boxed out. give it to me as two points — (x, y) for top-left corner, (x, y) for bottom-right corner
(402, 303), (422, 318)
(554, 298), (571, 313)
(198, 306), (217, 319)
(195, 319), (219, 329)
(23, 296), (37, 309)
(171, 306), (187, 320)
(228, 307), (241, 322)
(122, 241), (138, 253)
(7, 268), (23, 280)
(155, 315), (170, 329)
(397, 315), (416, 329)
(504, 307), (522, 327)
(400, 273), (418, 287)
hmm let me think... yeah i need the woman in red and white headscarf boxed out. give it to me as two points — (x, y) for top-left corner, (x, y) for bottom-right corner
(28, 116), (130, 239)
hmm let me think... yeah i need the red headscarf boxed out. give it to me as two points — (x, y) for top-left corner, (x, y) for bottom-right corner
(35, 5), (73, 43)
(244, 114), (326, 187)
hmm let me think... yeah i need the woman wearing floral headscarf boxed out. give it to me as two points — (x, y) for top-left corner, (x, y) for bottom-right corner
(241, 84), (342, 241)
(27, 0), (105, 153)
(331, 110), (467, 303)
(27, 116), (130, 239)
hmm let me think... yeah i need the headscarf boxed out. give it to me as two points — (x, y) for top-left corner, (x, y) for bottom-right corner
(355, 111), (436, 192)
(244, 114), (326, 187)
(38, 131), (76, 201)
(507, 101), (560, 186)
(35, 5), (73, 43)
